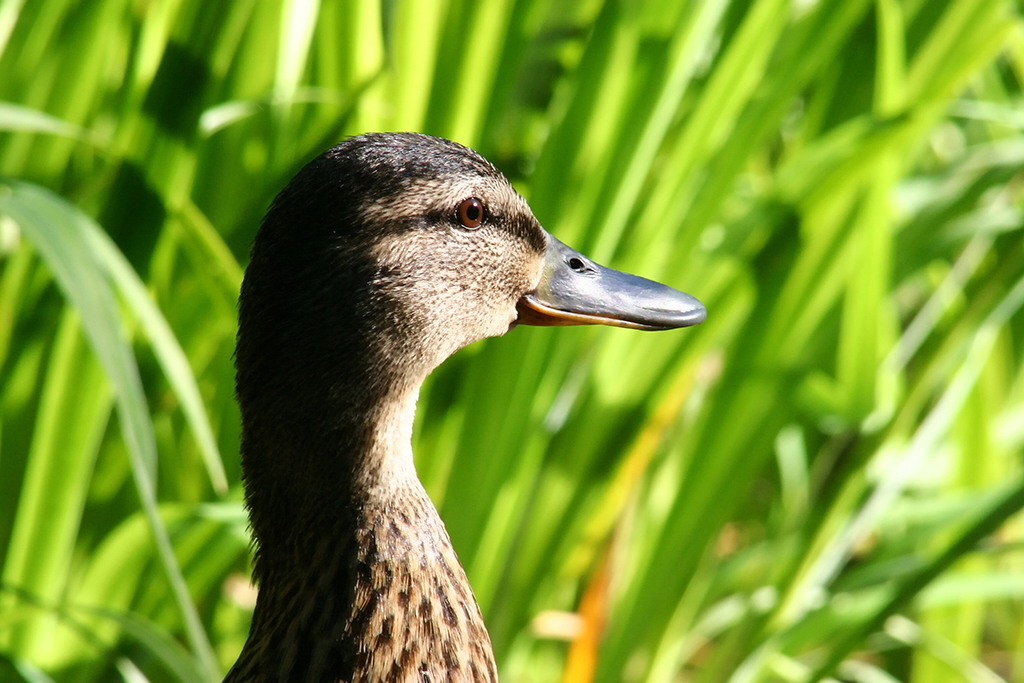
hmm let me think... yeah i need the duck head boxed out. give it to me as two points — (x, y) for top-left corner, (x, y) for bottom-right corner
(239, 133), (703, 390)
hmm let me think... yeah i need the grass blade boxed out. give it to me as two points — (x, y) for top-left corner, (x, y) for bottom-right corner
(0, 180), (219, 680)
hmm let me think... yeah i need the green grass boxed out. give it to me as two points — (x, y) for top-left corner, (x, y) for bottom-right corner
(1, 0), (1023, 681)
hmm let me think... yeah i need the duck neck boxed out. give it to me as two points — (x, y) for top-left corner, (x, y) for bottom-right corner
(343, 376), (423, 495)
(242, 359), (426, 575)
(230, 360), (498, 683)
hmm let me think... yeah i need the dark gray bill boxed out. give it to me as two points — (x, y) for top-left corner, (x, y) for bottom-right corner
(516, 234), (706, 331)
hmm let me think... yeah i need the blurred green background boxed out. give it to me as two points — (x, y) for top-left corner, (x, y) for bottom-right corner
(2, 0), (1024, 681)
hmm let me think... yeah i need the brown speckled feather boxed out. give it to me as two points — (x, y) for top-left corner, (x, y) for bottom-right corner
(226, 483), (497, 683)
(347, 492), (497, 683)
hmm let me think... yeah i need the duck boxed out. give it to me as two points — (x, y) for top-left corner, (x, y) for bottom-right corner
(225, 132), (705, 683)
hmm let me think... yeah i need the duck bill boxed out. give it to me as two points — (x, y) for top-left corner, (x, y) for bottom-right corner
(516, 235), (706, 331)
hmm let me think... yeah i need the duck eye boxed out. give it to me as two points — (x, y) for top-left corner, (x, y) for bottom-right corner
(457, 197), (484, 229)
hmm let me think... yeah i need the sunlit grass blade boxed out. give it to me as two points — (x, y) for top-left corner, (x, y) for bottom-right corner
(812, 477), (1024, 680)
(0, 102), (101, 145)
(0, 653), (55, 683)
(81, 211), (228, 493)
(0, 180), (219, 680)
(79, 607), (212, 682)
(0, 310), (110, 659)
